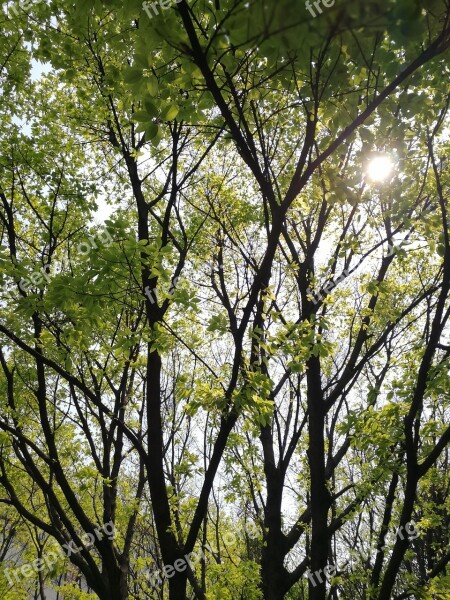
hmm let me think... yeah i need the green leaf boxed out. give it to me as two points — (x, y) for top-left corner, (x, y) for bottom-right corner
(147, 77), (159, 97)
(144, 98), (159, 118)
(162, 103), (179, 121)
(145, 122), (159, 140)
(123, 67), (142, 84)
(132, 110), (151, 122)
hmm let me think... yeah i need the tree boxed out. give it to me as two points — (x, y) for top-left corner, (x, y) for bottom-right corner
(0, 0), (450, 599)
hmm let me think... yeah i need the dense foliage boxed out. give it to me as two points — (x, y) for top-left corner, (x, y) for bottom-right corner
(0, 0), (450, 599)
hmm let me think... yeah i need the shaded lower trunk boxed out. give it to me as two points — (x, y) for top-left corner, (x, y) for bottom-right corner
(260, 425), (288, 600)
(261, 552), (288, 600)
(307, 356), (329, 600)
(168, 571), (188, 600)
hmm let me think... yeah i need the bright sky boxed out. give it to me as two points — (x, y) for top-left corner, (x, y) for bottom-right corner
(31, 58), (52, 80)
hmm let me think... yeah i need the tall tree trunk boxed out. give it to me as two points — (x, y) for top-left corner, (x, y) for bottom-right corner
(307, 355), (330, 600)
(260, 425), (288, 600)
(168, 571), (188, 600)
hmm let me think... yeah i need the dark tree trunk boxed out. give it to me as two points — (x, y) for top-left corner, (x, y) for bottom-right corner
(168, 572), (188, 600)
(260, 425), (288, 600)
(307, 355), (330, 600)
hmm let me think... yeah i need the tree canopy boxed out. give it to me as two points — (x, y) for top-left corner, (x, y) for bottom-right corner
(0, 1), (450, 599)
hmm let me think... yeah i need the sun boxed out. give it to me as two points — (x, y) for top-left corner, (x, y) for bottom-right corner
(366, 155), (394, 183)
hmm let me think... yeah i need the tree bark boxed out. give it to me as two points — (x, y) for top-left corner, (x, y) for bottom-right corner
(307, 355), (330, 600)
(168, 572), (188, 600)
(260, 426), (288, 600)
